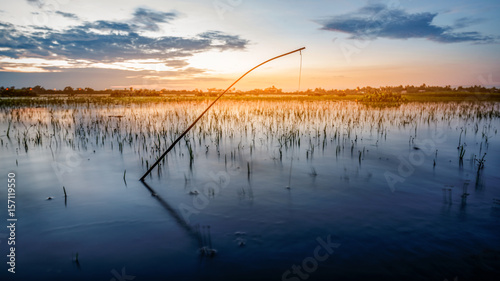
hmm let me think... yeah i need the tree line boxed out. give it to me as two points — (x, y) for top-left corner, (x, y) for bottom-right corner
(0, 84), (498, 97)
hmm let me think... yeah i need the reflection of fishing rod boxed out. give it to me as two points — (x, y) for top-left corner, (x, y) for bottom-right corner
(140, 47), (305, 181)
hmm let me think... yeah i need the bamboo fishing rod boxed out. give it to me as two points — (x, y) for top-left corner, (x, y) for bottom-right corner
(140, 47), (306, 181)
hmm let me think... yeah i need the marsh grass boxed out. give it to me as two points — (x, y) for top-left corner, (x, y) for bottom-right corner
(475, 153), (487, 171)
(459, 145), (466, 163)
(0, 98), (498, 188)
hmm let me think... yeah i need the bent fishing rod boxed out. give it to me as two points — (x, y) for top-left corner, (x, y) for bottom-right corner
(140, 47), (305, 181)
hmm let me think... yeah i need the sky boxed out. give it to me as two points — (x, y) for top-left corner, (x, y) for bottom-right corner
(0, 0), (499, 91)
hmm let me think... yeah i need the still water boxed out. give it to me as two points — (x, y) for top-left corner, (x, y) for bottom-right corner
(0, 100), (499, 280)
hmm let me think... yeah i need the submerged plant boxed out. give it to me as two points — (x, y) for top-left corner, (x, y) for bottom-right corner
(475, 153), (487, 172)
(6, 119), (11, 139)
(459, 145), (466, 162)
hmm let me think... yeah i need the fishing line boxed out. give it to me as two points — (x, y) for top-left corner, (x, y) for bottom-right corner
(298, 50), (303, 92)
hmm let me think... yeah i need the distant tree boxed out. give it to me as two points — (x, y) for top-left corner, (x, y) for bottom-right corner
(314, 87), (326, 94)
(63, 86), (74, 93)
(33, 85), (45, 94)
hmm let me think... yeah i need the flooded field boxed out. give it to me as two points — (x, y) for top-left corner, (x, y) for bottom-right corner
(1, 99), (500, 280)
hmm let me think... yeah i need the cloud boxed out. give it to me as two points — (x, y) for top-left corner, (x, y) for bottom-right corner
(318, 3), (495, 43)
(132, 7), (177, 31)
(74, 8), (176, 34)
(452, 17), (484, 29)
(81, 20), (133, 32)
(0, 7), (249, 66)
(164, 59), (189, 68)
(55, 11), (80, 20)
(26, 0), (44, 7)
(199, 31), (249, 50)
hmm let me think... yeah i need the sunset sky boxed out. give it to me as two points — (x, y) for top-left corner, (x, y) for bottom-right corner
(1, 0), (499, 91)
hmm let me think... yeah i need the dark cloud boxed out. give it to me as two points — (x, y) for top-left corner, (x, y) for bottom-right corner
(81, 20), (133, 32)
(0, 22), (13, 28)
(318, 3), (495, 43)
(0, 7), (249, 64)
(199, 31), (249, 50)
(132, 7), (177, 31)
(453, 17), (485, 29)
(55, 11), (80, 20)
(26, 0), (44, 7)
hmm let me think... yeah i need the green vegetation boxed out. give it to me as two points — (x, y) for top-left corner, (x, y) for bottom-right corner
(1, 92), (500, 108)
(360, 91), (407, 102)
(1, 84), (499, 104)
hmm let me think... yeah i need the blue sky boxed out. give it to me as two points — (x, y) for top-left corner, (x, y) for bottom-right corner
(0, 0), (499, 90)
